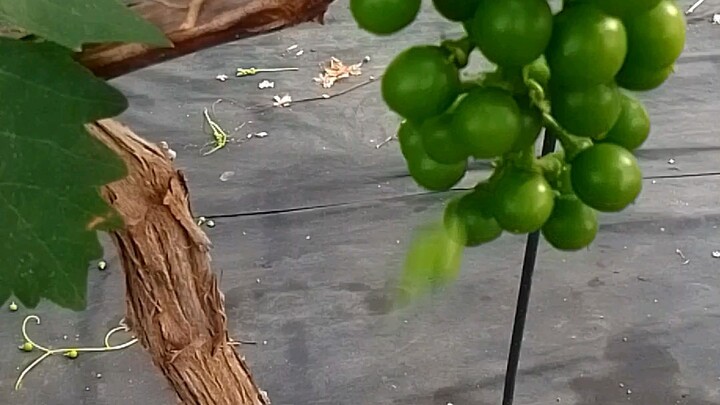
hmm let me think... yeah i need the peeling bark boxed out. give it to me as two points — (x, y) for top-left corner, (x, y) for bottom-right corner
(81, 0), (334, 79)
(88, 119), (269, 405)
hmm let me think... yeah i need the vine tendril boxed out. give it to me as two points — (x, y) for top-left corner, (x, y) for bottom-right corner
(15, 315), (138, 390)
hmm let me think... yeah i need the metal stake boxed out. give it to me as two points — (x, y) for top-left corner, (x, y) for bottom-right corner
(501, 132), (557, 405)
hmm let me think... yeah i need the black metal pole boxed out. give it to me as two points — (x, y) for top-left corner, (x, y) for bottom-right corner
(501, 132), (557, 405)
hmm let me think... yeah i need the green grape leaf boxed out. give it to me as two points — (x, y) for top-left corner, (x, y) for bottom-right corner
(0, 0), (170, 51)
(394, 220), (464, 307)
(0, 38), (129, 310)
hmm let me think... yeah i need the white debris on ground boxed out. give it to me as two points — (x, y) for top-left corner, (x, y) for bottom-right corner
(686, 0), (705, 14)
(283, 44), (305, 58)
(273, 94), (292, 107)
(258, 80), (275, 89)
(215, 74), (228, 82)
(313, 56), (370, 88)
(219, 171), (235, 181)
(713, 13), (720, 24)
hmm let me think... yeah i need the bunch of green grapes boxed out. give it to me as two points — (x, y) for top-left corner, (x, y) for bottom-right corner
(351, 0), (686, 251)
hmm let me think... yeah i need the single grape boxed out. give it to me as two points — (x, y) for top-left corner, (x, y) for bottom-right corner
(491, 169), (555, 234)
(551, 82), (622, 138)
(545, 4), (627, 87)
(602, 92), (651, 151)
(444, 188), (503, 247)
(433, 0), (481, 22)
(451, 87), (521, 159)
(616, 62), (674, 91)
(571, 143), (643, 212)
(350, 0), (421, 35)
(420, 113), (470, 164)
(469, 0), (553, 67)
(382, 46), (461, 121)
(542, 195), (598, 251)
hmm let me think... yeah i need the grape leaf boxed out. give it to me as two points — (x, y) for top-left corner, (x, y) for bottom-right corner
(394, 220), (464, 307)
(0, 38), (129, 310)
(0, 0), (170, 51)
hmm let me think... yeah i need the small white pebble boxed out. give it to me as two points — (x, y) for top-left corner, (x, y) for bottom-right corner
(668, 158), (676, 164)
(96, 373), (102, 379)
(256, 278), (261, 284)
(263, 340), (268, 345)
(619, 382), (625, 388)
(627, 389), (632, 395)
(660, 227), (665, 232)
(305, 235), (311, 240)
(216, 74), (229, 82)
(711, 251), (720, 258)
(396, 240), (400, 244)
(85, 387), (90, 392)
(622, 337), (628, 342)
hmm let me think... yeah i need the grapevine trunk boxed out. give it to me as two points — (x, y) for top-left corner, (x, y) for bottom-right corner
(88, 120), (268, 405)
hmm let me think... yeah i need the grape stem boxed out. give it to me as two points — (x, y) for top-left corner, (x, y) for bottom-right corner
(508, 145), (537, 171)
(522, 77), (593, 161)
(541, 113), (593, 161)
(535, 152), (574, 195)
(441, 36), (473, 68)
(535, 152), (563, 178)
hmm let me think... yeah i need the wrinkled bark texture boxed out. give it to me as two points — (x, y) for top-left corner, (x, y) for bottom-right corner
(89, 120), (269, 405)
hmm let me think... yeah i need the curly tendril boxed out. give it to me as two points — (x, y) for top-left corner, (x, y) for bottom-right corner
(15, 315), (138, 390)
